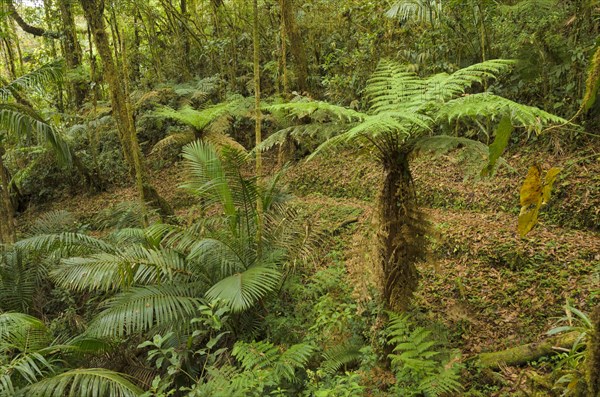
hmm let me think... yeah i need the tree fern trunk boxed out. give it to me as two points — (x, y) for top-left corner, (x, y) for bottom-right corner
(379, 151), (428, 310)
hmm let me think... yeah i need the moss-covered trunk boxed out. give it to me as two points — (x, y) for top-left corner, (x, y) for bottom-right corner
(379, 151), (428, 310)
(281, 0), (309, 93)
(80, 0), (173, 219)
(58, 0), (87, 108)
(0, 146), (15, 244)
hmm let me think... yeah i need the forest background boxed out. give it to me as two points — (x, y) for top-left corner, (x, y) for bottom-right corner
(0, 0), (598, 396)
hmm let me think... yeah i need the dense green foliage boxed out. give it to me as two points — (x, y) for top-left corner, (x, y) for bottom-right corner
(0, 0), (598, 395)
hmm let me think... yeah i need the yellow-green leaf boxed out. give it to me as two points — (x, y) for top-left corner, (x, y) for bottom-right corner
(517, 165), (561, 237)
(482, 116), (513, 176)
(519, 165), (542, 207)
(542, 167), (561, 205)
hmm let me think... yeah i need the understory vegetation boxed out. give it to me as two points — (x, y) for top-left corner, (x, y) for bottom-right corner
(0, 0), (599, 396)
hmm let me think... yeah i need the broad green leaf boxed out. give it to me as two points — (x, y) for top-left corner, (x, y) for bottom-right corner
(482, 116), (513, 176)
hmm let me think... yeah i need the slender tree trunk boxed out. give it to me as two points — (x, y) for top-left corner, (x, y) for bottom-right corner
(280, 0), (309, 93)
(253, 0), (263, 253)
(0, 146), (16, 244)
(58, 0), (88, 108)
(279, 0), (288, 96)
(79, 0), (173, 220)
(379, 151), (428, 310)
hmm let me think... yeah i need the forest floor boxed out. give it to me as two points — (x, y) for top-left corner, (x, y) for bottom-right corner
(17, 143), (600, 394)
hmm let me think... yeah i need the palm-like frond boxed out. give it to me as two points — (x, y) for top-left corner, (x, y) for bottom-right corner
(26, 368), (143, 397)
(0, 352), (56, 396)
(205, 265), (282, 313)
(51, 247), (189, 292)
(28, 210), (78, 235)
(86, 284), (203, 337)
(0, 103), (71, 165)
(15, 232), (115, 255)
(0, 248), (41, 312)
(0, 61), (63, 102)
(0, 312), (50, 351)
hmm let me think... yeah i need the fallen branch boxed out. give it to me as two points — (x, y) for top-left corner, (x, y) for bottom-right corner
(477, 331), (579, 369)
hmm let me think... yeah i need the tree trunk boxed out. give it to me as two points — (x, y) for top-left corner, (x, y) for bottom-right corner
(379, 151), (428, 310)
(253, 0), (263, 254)
(79, 0), (173, 219)
(280, 0), (309, 93)
(7, 0), (61, 38)
(58, 0), (88, 108)
(0, 146), (16, 244)
(477, 331), (580, 369)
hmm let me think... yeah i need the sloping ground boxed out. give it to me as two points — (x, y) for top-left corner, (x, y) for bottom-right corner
(287, 146), (600, 231)
(15, 145), (599, 394)
(292, 193), (599, 354)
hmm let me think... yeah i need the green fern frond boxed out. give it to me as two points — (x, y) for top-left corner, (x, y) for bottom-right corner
(424, 60), (515, 102)
(266, 99), (365, 122)
(386, 312), (463, 397)
(275, 343), (315, 382)
(232, 340), (314, 383)
(412, 135), (490, 176)
(232, 340), (281, 371)
(26, 368), (143, 397)
(321, 342), (363, 375)
(439, 93), (569, 133)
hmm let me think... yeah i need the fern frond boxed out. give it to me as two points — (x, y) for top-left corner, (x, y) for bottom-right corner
(275, 343), (315, 382)
(232, 340), (280, 371)
(266, 99), (365, 122)
(321, 342), (363, 375)
(412, 135), (489, 176)
(424, 59), (514, 102)
(149, 130), (195, 157)
(439, 93), (569, 133)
